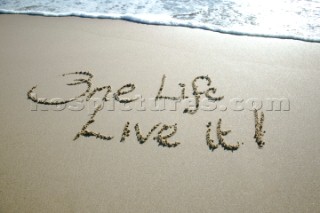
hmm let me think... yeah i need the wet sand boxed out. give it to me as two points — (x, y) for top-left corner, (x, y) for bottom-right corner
(0, 14), (320, 212)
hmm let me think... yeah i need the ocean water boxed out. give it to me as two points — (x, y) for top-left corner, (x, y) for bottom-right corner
(1, 0), (320, 42)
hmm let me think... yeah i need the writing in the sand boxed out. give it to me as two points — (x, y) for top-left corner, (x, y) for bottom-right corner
(27, 71), (266, 151)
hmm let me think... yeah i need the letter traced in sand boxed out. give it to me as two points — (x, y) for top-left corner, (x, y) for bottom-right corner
(184, 75), (224, 114)
(254, 109), (266, 148)
(27, 71), (93, 105)
(135, 123), (162, 144)
(216, 119), (240, 151)
(114, 83), (139, 103)
(155, 75), (181, 101)
(120, 122), (131, 142)
(205, 119), (240, 152)
(206, 122), (219, 151)
(73, 105), (114, 141)
(86, 85), (112, 101)
(153, 123), (180, 148)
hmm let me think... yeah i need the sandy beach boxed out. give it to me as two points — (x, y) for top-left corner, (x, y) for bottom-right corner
(0, 14), (320, 212)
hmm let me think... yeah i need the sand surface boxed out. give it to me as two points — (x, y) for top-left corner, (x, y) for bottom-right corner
(0, 14), (320, 212)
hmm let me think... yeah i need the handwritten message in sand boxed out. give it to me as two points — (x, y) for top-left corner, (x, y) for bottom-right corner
(27, 71), (266, 151)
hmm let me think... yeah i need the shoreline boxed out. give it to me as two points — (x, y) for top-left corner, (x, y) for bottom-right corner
(1, 11), (320, 43)
(1, 14), (320, 212)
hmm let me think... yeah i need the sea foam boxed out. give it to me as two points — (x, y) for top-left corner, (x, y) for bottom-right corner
(1, 0), (320, 43)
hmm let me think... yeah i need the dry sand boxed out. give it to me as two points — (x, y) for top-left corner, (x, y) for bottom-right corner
(0, 14), (320, 212)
